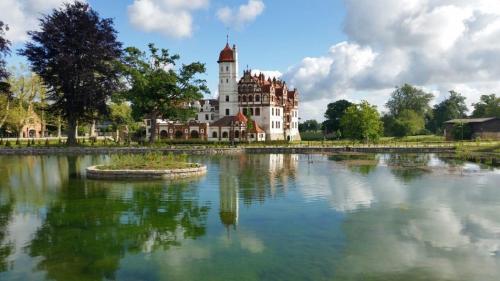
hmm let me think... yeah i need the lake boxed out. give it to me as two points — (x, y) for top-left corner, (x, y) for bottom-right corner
(0, 153), (499, 281)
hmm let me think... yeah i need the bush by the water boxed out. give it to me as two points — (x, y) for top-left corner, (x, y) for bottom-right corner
(98, 152), (196, 170)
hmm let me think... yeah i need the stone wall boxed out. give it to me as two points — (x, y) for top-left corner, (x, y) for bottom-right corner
(86, 164), (207, 180)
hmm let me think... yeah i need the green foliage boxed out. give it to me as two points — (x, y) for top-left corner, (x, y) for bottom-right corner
(390, 109), (425, 137)
(120, 43), (209, 143)
(4, 140), (10, 147)
(430, 91), (468, 133)
(19, 1), (122, 145)
(340, 101), (383, 142)
(99, 152), (195, 170)
(472, 94), (500, 118)
(322, 99), (353, 134)
(386, 84), (434, 116)
(299, 119), (320, 132)
(383, 84), (433, 137)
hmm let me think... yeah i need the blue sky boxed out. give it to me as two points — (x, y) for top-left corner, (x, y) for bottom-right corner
(7, 0), (346, 104)
(3, 0), (500, 120)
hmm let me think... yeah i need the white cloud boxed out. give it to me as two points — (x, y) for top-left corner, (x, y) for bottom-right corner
(128, 0), (209, 38)
(0, 0), (79, 43)
(217, 0), (265, 29)
(284, 0), (500, 119)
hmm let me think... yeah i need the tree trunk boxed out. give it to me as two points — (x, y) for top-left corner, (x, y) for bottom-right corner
(90, 120), (96, 137)
(67, 118), (77, 146)
(0, 98), (10, 131)
(57, 115), (62, 138)
(115, 128), (120, 142)
(149, 114), (158, 144)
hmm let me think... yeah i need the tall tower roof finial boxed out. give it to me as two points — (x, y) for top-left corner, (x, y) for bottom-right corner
(226, 32), (229, 44)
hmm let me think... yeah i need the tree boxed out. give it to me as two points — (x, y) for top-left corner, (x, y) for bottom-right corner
(340, 101), (383, 142)
(120, 44), (208, 143)
(298, 119), (320, 132)
(19, 1), (122, 145)
(322, 99), (353, 134)
(430, 91), (467, 133)
(386, 84), (434, 116)
(384, 84), (433, 137)
(472, 94), (500, 118)
(109, 102), (133, 142)
(0, 21), (11, 131)
(390, 109), (425, 137)
(2, 67), (46, 138)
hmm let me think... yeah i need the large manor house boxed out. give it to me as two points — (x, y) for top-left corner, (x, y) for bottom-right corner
(145, 41), (301, 142)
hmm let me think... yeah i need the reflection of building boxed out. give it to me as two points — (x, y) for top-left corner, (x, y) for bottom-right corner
(219, 156), (239, 228)
(444, 117), (500, 140)
(145, 40), (301, 142)
(217, 154), (299, 228)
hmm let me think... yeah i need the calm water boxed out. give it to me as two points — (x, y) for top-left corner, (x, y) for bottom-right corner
(0, 153), (500, 281)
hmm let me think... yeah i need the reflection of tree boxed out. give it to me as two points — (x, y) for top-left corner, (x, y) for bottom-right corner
(386, 154), (431, 182)
(0, 198), (13, 272)
(28, 180), (209, 281)
(328, 153), (379, 175)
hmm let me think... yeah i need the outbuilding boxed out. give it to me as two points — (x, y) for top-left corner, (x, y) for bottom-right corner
(444, 117), (500, 140)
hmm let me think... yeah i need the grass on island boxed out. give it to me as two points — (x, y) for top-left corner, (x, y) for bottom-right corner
(97, 152), (198, 170)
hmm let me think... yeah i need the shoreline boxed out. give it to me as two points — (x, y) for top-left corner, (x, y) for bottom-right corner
(0, 146), (456, 155)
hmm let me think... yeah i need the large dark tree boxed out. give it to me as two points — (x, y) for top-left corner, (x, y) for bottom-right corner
(429, 91), (467, 133)
(19, 2), (122, 145)
(0, 21), (10, 95)
(121, 44), (208, 143)
(323, 99), (353, 134)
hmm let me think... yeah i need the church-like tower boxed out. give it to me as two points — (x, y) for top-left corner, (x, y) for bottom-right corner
(218, 42), (239, 116)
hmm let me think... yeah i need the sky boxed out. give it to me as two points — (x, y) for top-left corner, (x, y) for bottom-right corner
(2, 0), (500, 121)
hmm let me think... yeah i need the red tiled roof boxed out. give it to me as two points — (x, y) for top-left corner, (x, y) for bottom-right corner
(218, 43), (235, 63)
(235, 111), (247, 123)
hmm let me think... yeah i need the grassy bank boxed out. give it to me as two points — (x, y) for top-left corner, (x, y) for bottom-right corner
(97, 153), (197, 170)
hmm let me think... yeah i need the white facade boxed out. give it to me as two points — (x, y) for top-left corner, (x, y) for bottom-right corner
(218, 45), (239, 117)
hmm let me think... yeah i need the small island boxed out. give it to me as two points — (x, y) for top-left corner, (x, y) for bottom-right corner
(86, 153), (207, 180)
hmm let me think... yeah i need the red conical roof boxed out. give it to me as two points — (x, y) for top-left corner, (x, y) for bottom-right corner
(218, 43), (235, 63)
(234, 111), (247, 123)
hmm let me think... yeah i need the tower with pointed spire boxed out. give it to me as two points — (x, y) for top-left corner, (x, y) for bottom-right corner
(218, 39), (239, 117)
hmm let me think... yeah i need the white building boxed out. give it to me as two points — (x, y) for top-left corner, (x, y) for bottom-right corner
(145, 40), (300, 142)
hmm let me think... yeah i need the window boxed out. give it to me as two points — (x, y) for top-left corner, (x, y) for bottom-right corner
(212, 131), (218, 138)
(255, 95), (260, 102)
(249, 95), (253, 102)
(235, 130), (240, 138)
(222, 131), (229, 138)
(272, 108), (274, 115)
(243, 95), (247, 102)
(226, 66), (229, 71)
(220, 67), (223, 71)
(146, 120), (151, 126)
(272, 121), (274, 129)
(226, 95), (229, 102)
(211, 114), (214, 120)
(255, 108), (260, 116)
(226, 79), (228, 83)
(205, 114), (209, 120)
(225, 109), (230, 116)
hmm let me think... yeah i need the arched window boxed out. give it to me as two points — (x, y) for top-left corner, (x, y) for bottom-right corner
(190, 130), (199, 139)
(222, 131), (229, 138)
(242, 95), (247, 102)
(255, 95), (260, 102)
(235, 130), (240, 138)
(175, 131), (183, 139)
(250, 108), (254, 115)
(249, 95), (253, 102)
(212, 131), (218, 138)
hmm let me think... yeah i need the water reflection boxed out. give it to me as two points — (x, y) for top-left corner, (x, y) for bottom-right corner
(0, 154), (499, 280)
